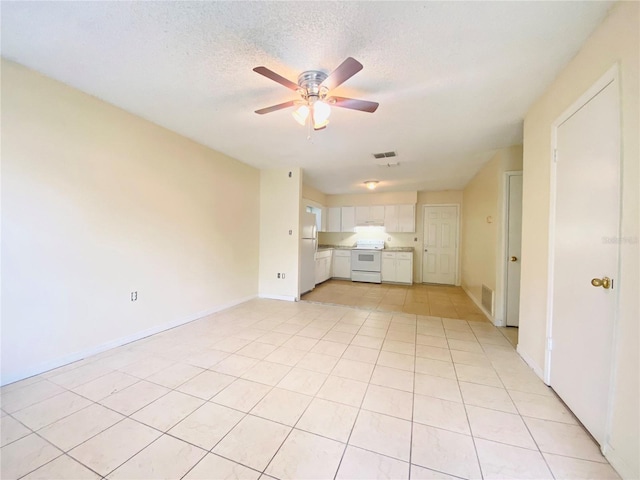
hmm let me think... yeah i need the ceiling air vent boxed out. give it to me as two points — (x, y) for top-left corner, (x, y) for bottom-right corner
(372, 151), (397, 159)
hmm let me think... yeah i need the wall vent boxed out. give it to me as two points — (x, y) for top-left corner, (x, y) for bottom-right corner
(481, 284), (494, 315)
(372, 151), (397, 159)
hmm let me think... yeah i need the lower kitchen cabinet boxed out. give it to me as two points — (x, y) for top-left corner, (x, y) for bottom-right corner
(381, 251), (413, 284)
(332, 250), (351, 279)
(315, 250), (332, 285)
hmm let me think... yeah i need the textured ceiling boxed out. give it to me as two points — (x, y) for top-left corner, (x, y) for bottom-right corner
(1, 1), (612, 194)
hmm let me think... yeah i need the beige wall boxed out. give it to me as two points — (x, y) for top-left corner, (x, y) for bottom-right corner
(302, 184), (326, 206)
(461, 146), (523, 321)
(1, 60), (260, 384)
(325, 191), (418, 207)
(519, 2), (638, 477)
(259, 168), (302, 300)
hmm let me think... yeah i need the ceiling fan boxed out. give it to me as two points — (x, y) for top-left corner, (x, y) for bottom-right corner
(253, 57), (379, 131)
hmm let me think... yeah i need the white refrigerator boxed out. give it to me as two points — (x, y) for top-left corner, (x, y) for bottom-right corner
(299, 212), (317, 296)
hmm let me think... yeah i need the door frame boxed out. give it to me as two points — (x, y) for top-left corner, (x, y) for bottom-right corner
(421, 204), (461, 285)
(545, 64), (622, 446)
(499, 171), (523, 328)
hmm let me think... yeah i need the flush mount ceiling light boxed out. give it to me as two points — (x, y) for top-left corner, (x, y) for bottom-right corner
(253, 57), (379, 133)
(364, 180), (379, 190)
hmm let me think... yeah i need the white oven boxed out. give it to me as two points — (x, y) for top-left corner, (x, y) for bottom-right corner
(351, 239), (385, 283)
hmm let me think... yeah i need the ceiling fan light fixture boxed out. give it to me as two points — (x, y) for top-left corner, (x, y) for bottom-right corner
(292, 104), (309, 125)
(313, 101), (331, 126)
(364, 180), (379, 190)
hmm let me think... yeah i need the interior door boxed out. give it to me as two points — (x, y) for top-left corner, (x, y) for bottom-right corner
(422, 205), (458, 285)
(506, 174), (523, 327)
(550, 77), (620, 445)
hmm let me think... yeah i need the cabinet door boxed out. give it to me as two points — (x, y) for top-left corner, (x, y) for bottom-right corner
(327, 207), (342, 232)
(370, 205), (385, 223)
(396, 257), (413, 284)
(381, 254), (396, 282)
(323, 256), (332, 281)
(333, 255), (351, 279)
(355, 206), (370, 225)
(315, 259), (323, 284)
(341, 206), (356, 232)
(384, 205), (399, 232)
(398, 204), (416, 232)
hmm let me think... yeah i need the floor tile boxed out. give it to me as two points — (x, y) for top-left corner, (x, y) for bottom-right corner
(316, 376), (368, 407)
(213, 336), (252, 353)
(38, 403), (124, 451)
(236, 342), (278, 360)
(47, 363), (113, 389)
(510, 390), (578, 424)
(251, 387), (312, 426)
(265, 429), (345, 480)
(523, 417), (606, 462)
(310, 340), (349, 357)
(377, 351), (415, 372)
(211, 354), (260, 377)
(68, 418), (160, 476)
(177, 370), (235, 399)
(21, 454), (100, 479)
(283, 335), (319, 351)
(109, 434), (206, 479)
(454, 364), (502, 387)
(70, 371), (138, 402)
(183, 453), (260, 480)
(212, 415), (291, 471)
(416, 345), (451, 362)
(1, 380), (66, 414)
(277, 368), (327, 396)
(459, 381), (517, 413)
(363, 384), (414, 420)
(117, 355), (174, 379)
(349, 410), (412, 461)
(475, 438), (553, 479)
(411, 423), (481, 479)
(336, 445), (409, 479)
(448, 339), (484, 353)
(168, 402), (245, 450)
(451, 350), (492, 367)
(241, 360), (292, 386)
(12, 391), (92, 430)
(331, 358), (375, 382)
(466, 405), (537, 449)
(0, 433), (62, 479)
(211, 379), (271, 412)
(342, 345), (380, 364)
(131, 390), (204, 431)
(184, 348), (230, 369)
(410, 463), (461, 479)
(543, 452), (621, 479)
(1, 415), (31, 447)
(257, 332), (293, 347)
(414, 373), (461, 402)
(413, 394), (470, 434)
(98, 380), (169, 415)
(296, 352), (340, 374)
(414, 357), (456, 379)
(370, 365), (415, 393)
(296, 398), (358, 442)
(323, 330), (355, 344)
(264, 347), (307, 366)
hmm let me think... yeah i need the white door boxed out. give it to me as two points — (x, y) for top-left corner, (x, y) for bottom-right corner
(505, 174), (523, 327)
(422, 205), (458, 285)
(550, 76), (620, 445)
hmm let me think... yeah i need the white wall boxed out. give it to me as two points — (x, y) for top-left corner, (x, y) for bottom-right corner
(461, 146), (523, 323)
(519, 2), (638, 477)
(258, 168), (301, 300)
(1, 60), (261, 385)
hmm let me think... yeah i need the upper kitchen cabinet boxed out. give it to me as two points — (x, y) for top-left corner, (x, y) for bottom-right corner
(326, 207), (342, 232)
(355, 206), (385, 226)
(384, 204), (416, 232)
(341, 206), (356, 232)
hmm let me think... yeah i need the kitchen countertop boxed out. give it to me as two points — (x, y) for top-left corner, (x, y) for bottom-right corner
(317, 245), (414, 253)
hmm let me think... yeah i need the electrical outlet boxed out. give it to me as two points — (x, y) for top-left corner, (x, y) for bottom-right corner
(131, 291), (137, 301)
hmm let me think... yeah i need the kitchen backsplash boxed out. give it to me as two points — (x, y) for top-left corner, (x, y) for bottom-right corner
(318, 231), (419, 249)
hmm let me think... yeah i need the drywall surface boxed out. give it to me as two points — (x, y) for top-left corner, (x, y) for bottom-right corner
(519, 2), (638, 477)
(1, 60), (260, 384)
(258, 168), (302, 300)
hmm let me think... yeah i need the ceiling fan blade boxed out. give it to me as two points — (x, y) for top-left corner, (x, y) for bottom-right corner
(255, 100), (296, 115)
(320, 57), (363, 91)
(253, 66), (300, 91)
(329, 96), (379, 113)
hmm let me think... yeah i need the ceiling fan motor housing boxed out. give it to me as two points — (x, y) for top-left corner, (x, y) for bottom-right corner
(297, 71), (329, 102)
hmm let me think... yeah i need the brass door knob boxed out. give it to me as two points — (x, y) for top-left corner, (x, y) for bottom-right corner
(510, 256), (518, 262)
(591, 277), (611, 289)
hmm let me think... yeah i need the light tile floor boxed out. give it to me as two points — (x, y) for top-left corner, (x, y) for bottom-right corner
(0, 299), (619, 479)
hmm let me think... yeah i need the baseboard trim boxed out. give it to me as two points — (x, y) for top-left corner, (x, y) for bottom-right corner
(602, 442), (635, 480)
(461, 285), (494, 323)
(259, 294), (297, 302)
(516, 345), (547, 382)
(0, 294), (257, 387)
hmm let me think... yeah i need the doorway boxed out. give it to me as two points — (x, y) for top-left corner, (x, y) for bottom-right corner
(422, 205), (459, 285)
(504, 172), (523, 327)
(548, 67), (620, 446)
